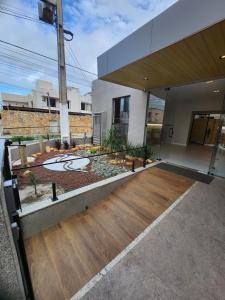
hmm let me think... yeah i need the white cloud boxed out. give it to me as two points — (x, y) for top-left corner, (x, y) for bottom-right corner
(0, 0), (177, 94)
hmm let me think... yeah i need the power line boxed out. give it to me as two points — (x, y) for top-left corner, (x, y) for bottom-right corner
(0, 9), (44, 24)
(0, 39), (97, 76)
(65, 43), (89, 83)
(0, 4), (38, 19)
(0, 52), (93, 86)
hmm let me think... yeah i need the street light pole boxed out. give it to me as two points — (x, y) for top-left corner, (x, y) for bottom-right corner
(56, 0), (70, 143)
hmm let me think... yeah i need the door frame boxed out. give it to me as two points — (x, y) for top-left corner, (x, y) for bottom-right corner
(187, 110), (225, 145)
(208, 114), (225, 176)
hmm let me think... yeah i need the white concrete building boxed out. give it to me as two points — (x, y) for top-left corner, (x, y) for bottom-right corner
(1, 80), (92, 114)
(92, 79), (147, 145)
(96, 0), (225, 177)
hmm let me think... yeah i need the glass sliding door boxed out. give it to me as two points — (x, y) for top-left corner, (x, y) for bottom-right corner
(146, 94), (165, 159)
(112, 96), (130, 142)
(209, 114), (225, 177)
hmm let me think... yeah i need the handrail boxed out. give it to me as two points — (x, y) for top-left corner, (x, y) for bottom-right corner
(13, 146), (147, 171)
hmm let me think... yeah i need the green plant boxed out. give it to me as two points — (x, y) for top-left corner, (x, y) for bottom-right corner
(124, 142), (153, 159)
(90, 148), (97, 154)
(24, 170), (37, 195)
(55, 139), (61, 150)
(63, 140), (69, 150)
(11, 135), (36, 142)
(102, 127), (124, 152)
(71, 139), (76, 148)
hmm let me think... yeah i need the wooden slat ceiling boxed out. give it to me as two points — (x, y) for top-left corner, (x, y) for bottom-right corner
(100, 19), (225, 90)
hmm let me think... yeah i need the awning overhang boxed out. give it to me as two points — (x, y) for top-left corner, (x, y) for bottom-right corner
(98, 0), (225, 91)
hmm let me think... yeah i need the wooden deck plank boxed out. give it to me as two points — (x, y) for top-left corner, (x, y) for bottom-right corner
(25, 167), (194, 300)
(25, 234), (66, 300)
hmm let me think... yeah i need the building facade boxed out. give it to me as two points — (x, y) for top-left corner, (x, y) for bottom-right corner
(92, 79), (147, 145)
(1, 80), (92, 114)
(96, 0), (225, 177)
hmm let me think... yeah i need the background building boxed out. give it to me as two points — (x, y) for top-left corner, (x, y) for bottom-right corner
(1, 80), (92, 114)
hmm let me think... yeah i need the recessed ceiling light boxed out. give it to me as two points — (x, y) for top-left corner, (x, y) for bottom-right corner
(143, 77), (148, 81)
(206, 80), (213, 84)
(213, 90), (220, 93)
(219, 55), (225, 59)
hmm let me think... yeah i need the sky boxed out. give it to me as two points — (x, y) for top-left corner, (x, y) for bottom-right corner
(0, 0), (177, 95)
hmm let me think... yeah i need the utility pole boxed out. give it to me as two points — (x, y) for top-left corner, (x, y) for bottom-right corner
(38, 0), (71, 143)
(56, 0), (70, 143)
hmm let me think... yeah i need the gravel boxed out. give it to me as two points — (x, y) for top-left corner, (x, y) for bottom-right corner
(91, 156), (127, 177)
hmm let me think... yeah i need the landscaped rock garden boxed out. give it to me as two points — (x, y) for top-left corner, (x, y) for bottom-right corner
(12, 131), (154, 209)
(91, 156), (127, 177)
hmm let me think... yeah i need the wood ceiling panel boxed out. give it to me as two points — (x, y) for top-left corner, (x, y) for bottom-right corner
(101, 19), (225, 90)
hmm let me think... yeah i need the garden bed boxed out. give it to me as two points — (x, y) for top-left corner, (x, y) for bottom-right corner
(13, 145), (153, 208)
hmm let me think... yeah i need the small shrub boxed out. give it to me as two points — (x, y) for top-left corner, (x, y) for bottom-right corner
(55, 139), (61, 150)
(102, 127), (124, 152)
(63, 140), (69, 150)
(23, 170), (37, 195)
(90, 148), (97, 154)
(124, 142), (153, 159)
(11, 135), (35, 142)
(71, 139), (76, 148)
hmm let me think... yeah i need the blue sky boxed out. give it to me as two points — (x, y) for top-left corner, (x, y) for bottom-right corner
(0, 0), (177, 95)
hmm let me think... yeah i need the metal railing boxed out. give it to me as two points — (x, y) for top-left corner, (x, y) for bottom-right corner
(2, 139), (34, 299)
(7, 145), (150, 207)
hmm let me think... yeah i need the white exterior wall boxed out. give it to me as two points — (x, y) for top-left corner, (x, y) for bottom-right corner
(1, 80), (92, 114)
(32, 80), (58, 109)
(67, 87), (82, 112)
(1, 93), (32, 107)
(92, 80), (147, 145)
(163, 91), (224, 146)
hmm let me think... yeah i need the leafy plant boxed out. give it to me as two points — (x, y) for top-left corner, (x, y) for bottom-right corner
(71, 139), (76, 148)
(124, 142), (153, 159)
(55, 139), (61, 150)
(63, 140), (69, 150)
(23, 170), (37, 195)
(102, 127), (124, 152)
(89, 148), (97, 154)
(11, 135), (35, 142)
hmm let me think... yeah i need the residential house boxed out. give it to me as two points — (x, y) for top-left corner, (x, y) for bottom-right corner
(1, 79), (92, 114)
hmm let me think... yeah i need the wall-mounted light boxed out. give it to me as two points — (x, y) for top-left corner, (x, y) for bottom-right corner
(213, 90), (220, 93)
(206, 80), (214, 84)
(219, 55), (225, 59)
(143, 77), (148, 81)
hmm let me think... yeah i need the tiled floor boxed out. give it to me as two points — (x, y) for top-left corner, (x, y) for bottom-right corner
(160, 143), (213, 173)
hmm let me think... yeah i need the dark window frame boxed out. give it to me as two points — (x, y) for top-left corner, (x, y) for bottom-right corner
(112, 95), (130, 141)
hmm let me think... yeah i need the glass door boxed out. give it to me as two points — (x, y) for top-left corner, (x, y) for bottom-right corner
(209, 114), (225, 177)
(146, 94), (165, 159)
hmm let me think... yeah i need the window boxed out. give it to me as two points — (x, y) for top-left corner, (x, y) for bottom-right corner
(47, 97), (56, 107)
(112, 96), (130, 141)
(81, 102), (92, 111)
(42, 96), (57, 107)
(81, 102), (85, 110)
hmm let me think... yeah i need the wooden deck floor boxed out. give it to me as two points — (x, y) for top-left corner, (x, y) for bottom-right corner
(25, 167), (194, 300)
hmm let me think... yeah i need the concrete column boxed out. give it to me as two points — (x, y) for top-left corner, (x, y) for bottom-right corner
(59, 103), (70, 143)
(39, 136), (44, 154)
